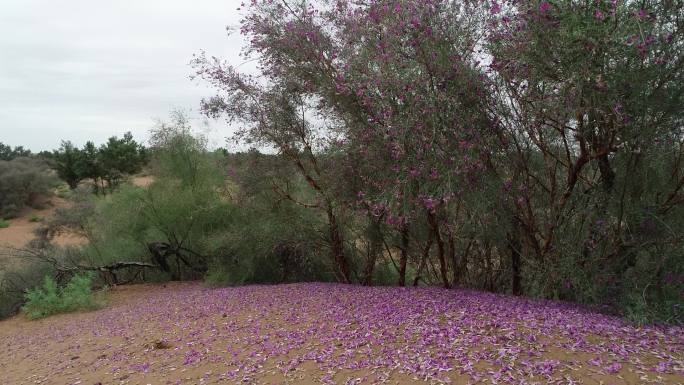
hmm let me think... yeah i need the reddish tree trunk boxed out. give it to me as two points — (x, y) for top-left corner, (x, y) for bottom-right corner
(398, 227), (409, 286)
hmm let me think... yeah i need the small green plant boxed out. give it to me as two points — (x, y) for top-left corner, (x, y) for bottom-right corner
(22, 273), (101, 319)
(204, 264), (233, 287)
(29, 215), (43, 223)
(0, 219), (9, 228)
(55, 184), (72, 199)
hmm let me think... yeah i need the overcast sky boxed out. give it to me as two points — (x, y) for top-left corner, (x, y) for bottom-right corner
(0, 0), (247, 151)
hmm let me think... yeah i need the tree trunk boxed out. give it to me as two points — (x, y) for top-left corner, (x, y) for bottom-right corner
(597, 154), (615, 193)
(67, 179), (79, 190)
(398, 227), (409, 286)
(362, 218), (382, 286)
(413, 236), (433, 286)
(327, 205), (351, 283)
(448, 233), (458, 286)
(427, 211), (450, 288)
(508, 226), (522, 295)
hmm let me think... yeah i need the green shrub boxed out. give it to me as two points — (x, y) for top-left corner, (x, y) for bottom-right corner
(0, 219), (9, 228)
(29, 215), (43, 223)
(22, 276), (61, 319)
(55, 184), (72, 199)
(60, 274), (99, 312)
(0, 257), (57, 319)
(0, 157), (57, 218)
(203, 264), (232, 287)
(204, 194), (334, 286)
(22, 273), (100, 319)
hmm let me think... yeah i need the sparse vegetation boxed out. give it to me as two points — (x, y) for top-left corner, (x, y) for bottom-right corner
(29, 215), (43, 223)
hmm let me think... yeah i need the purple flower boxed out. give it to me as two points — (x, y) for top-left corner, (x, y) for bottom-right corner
(408, 167), (420, 178)
(652, 361), (669, 373)
(539, 1), (551, 14)
(183, 349), (202, 365)
(491, 1), (502, 15)
(423, 197), (437, 212)
(604, 362), (622, 374)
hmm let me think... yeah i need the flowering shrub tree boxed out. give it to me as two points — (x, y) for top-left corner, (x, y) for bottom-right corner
(195, 0), (683, 322)
(486, 0), (683, 317)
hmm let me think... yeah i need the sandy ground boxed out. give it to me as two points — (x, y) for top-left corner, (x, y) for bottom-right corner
(0, 174), (153, 250)
(0, 282), (681, 385)
(131, 175), (155, 188)
(0, 197), (87, 250)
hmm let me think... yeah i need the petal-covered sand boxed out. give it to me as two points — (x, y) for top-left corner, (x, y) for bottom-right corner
(1, 282), (682, 384)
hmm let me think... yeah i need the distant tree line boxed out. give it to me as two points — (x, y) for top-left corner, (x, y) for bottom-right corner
(0, 142), (32, 161)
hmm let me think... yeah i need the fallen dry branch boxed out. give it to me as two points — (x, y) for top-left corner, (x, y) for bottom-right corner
(0, 246), (159, 285)
(55, 261), (158, 285)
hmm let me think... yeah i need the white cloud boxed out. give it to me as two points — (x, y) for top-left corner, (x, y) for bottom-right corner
(0, 0), (248, 151)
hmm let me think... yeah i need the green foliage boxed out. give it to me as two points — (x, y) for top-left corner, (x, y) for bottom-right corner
(204, 157), (335, 286)
(52, 141), (85, 190)
(0, 249), (62, 319)
(0, 219), (9, 228)
(0, 142), (31, 161)
(204, 203), (333, 285)
(51, 133), (147, 192)
(148, 111), (220, 189)
(371, 260), (402, 286)
(22, 276), (61, 319)
(78, 121), (233, 281)
(29, 215), (43, 223)
(98, 132), (148, 189)
(55, 184), (72, 199)
(22, 273), (100, 320)
(0, 157), (57, 218)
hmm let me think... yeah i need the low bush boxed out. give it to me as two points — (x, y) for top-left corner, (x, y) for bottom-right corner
(0, 219), (9, 228)
(29, 215), (43, 223)
(0, 255), (57, 319)
(0, 157), (57, 218)
(22, 273), (101, 319)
